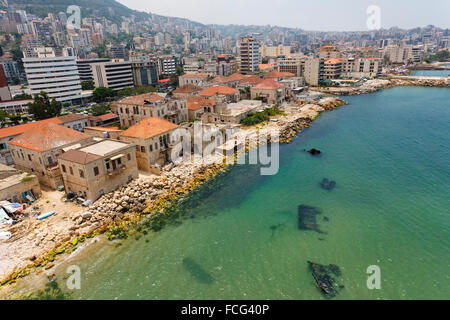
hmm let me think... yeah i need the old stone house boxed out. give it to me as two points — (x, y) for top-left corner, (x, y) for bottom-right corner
(119, 117), (180, 173)
(8, 122), (93, 189)
(58, 139), (138, 201)
(116, 93), (188, 127)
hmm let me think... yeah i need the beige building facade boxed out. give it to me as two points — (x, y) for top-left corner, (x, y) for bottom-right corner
(116, 93), (188, 127)
(58, 139), (138, 201)
(119, 117), (180, 173)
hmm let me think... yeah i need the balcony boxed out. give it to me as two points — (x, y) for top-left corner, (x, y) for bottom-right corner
(107, 164), (126, 176)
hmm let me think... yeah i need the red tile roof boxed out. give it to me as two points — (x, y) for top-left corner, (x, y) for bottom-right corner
(97, 112), (118, 120)
(187, 96), (216, 111)
(8, 122), (91, 152)
(212, 73), (247, 84)
(120, 117), (179, 140)
(173, 84), (202, 94)
(258, 64), (273, 70)
(239, 75), (264, 86)
(226, 73), (248, 82)
(211, 75), (230, 84)
(117, 93), (166, 106)
(252, 79), (285, 90)
(57, 113), (89, 123)
(199, 85), (239, 97)
(0, 118), (63, 139)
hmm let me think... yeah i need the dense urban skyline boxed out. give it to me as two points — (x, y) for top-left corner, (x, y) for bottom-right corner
(118, 0), (450, 31)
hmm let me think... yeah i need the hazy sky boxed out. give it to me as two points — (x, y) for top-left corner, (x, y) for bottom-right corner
(117, 0), (449, 31)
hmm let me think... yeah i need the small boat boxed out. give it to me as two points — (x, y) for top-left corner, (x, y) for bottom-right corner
(37, 211), (55, 220)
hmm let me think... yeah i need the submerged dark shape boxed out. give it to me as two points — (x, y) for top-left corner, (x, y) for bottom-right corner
(320, 178), (336, 191)
(307, 148), (322, 155)
(270, 223), (286, 238)
(298, 205), (325, 234)
(323, 216), (329, 222)
(328, 264), (341, 276)
(307, 261), (343, 298)
(182, 257), (214, 284)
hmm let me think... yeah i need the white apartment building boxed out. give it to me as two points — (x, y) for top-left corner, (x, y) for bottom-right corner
(158, 56), (176, 75)
(384, 45), (422, 64)
(91, 59), (134, 91)
(275, 55), (305, 77)
(23, 47), (82, 104)
(239, 37), (261, 74)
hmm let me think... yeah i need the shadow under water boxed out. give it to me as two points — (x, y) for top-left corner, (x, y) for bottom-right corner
(182, 257), (215, 284)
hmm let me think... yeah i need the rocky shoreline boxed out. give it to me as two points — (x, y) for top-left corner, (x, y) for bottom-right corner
(313, 77), (449, 96)
(0, 96), (349, 295)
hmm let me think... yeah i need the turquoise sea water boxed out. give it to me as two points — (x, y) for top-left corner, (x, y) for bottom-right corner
(19, 86), (450, 300)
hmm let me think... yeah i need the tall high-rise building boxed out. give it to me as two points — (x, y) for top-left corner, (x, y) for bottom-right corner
(23, 47), (82, 103)
(132, 61), (159, 87)
(304, 58), (324, 86)
(91, 59), (134, 91)
(239, 37), (261, 74)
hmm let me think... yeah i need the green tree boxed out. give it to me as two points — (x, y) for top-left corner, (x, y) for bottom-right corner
(92, 44), (107, 58)
(13, 93), (32, 100)
(93, 87), (115, 102)
(90, 103), (111, 116)
(81, 80), (95, 90)
(9, 114), (22, 125)
(0, 109), (8, 124)
(27, 91), (62, 120)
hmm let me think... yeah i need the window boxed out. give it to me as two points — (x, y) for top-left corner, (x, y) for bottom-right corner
(155, 142), (158, 150)
(69, 167), (73, 175)
(149, 144), (153, 152)
(94, 166), (99, 176)
(79, 169), (84, 178)
(62, 164), (66, 173)
(140, 146), (146, 152)
(105, 160), (110, 170)
(127, 153), (131, 161)
(27, 154), (31, 161)
(117, 158), (122, 165)
(136, 145), (139, 151)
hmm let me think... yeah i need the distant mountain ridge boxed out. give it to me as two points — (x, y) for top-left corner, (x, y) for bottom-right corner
(8, 0), (205, 26)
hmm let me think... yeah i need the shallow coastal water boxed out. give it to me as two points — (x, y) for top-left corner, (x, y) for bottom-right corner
(14, 86), (450, 300)
(411, 69), (450, 77)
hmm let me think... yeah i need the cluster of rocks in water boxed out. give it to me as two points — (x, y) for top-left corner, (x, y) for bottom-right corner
(298, 205), (326, 234)
(320, 178), (336, 191)
(307, 261), (343, 298)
